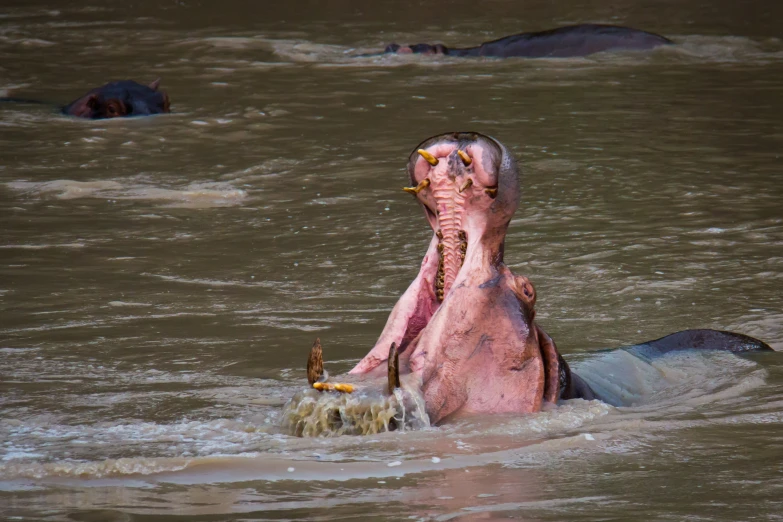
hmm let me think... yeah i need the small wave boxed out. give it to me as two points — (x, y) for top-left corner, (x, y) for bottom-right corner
(0, 242), (86, 250)
(141, 273), (282, 289)
(6, 179), (247, 208)
(0, 456), (192, 480)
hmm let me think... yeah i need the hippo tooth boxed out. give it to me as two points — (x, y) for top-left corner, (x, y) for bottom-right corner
(402, 177), (431, 195)
(387, 342), (401, 395)
(312, 382), (355, 393)
(458, 178), (473, 193)
(484, 187), (498, 198)
(457, 149), (472, 166)
(417, 149), (439, 166)
(307, 338), (324, 385)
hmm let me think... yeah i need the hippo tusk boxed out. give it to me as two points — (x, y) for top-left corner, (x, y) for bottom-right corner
(387, 342), (400, 395)
(313, 382), (355, 393)
(307, 338), (324, 385)
(403, 177), (430, 195)
(484, 187), (498, 198)
(457, 149), (472, 166)
(417, 149), (439, 166)
(458, 178), (473, 193)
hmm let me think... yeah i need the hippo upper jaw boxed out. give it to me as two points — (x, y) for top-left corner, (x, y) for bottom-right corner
(350, 133), (518, 371)
(350, 133), (557, 424)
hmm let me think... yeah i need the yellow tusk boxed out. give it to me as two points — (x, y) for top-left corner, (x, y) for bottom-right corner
(458, 178), (473, 193)
(387, 342), (400, 396)
(402, 177), (430, 195)
(313, 382), (355, 393)
(307, 338), (324, 385)
(484, 187), (498, 198)
(417, 149), (439, 166)
(457, 149), (472, 166)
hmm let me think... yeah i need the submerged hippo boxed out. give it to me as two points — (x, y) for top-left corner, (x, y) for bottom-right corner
(61, 79), (170, 119)
(383, 24), (672, 58)
(291, 132), (773, 432)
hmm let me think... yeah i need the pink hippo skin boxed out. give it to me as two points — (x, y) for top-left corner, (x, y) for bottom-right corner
(349, 132), (563, 424)
(341, 132), (774, 426)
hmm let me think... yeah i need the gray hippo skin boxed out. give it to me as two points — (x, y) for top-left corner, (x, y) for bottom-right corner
(560, 329), (775, 401)
(2, 79), (171, 119)
(383, 24), (672, 58)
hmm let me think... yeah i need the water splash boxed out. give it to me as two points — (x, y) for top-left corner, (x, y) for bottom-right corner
(282, 380), (430, 437)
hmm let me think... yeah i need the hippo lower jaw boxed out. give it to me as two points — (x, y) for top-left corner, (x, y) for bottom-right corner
(348, 132), (564, 424)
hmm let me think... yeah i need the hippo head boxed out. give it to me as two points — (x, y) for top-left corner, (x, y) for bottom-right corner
(384, 42), (450, 55)
(63, 79), (171, 119)
(343, 132), (563, 424)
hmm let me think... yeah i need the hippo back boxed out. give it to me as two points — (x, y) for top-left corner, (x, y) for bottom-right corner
(478, 24), (673, 58)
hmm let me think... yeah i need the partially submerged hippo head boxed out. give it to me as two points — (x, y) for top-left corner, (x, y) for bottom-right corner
(351, 132), (563, 424)
(292, 133), (566, 429)
(62, 79), (171, 119)
(384, 42), (450, 55)
(288, 132), (775, 434)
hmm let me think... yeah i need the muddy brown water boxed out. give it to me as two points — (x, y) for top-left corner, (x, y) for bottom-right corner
(2, 0), (783, 520)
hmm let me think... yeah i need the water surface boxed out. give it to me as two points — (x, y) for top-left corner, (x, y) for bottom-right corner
(1, 0), (782, 520)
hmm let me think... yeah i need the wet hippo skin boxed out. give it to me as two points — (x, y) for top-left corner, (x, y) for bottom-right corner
(384, 24), (672, 58)
(61, 79), (170, 119)
(340, 132), (772, 424)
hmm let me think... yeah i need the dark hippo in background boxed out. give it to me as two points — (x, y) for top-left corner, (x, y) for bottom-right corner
(61, 79), (170, 119)
(383, 24), (673, 58)
(302, 132), (773, 429)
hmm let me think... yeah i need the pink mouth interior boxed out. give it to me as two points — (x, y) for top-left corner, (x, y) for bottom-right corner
(397, 142), (499, 352)
(350, 135), (505, 374)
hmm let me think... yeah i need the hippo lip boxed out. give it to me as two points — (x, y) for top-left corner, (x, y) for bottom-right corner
(350, 132), (521, 371)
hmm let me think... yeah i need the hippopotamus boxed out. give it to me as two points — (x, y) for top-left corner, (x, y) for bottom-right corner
(61, 79), (170, 119)
(383, 24), (672, 58)
(299, 132), (773, 429)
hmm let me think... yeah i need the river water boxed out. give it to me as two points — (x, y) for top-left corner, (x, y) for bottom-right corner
(1, 0), (782, 520)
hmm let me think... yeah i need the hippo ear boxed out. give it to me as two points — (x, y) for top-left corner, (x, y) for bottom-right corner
(148, 78), (161, 91)
(161, 92), (171, 113)
(511, 274), (536, 323)
(86, 93), (101, 111)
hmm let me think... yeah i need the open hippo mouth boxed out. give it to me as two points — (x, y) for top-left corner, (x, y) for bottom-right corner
(283, 132), (777, 435)
(347, 132), (567, 424)
(284, 132), (575, 431)
(284, 132), (774, 435)
(351, 134), (523, 364)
